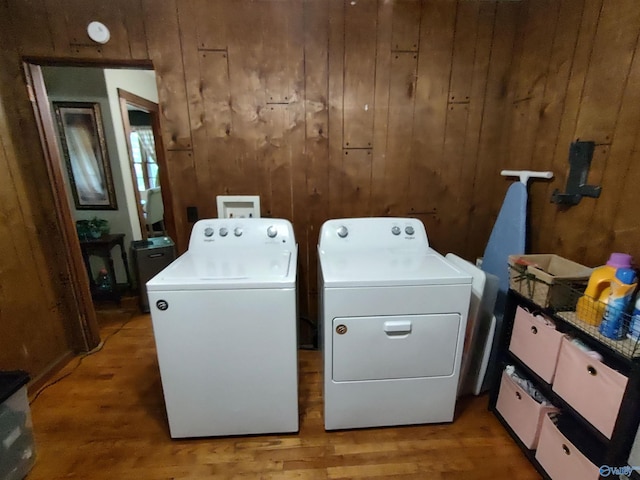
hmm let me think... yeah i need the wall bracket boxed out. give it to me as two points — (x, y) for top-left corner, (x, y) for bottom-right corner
(551, 141), (602, 206)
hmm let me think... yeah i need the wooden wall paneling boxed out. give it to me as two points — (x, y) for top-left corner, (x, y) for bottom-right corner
(226, 1), (270, 211)
(41, 0), (71, 55)
(380, 51), (418, 217)
(178, 0), (230, 219)
(303, 0), (330, 328)
(193, 0), (228, 51)
(283, 1), (309, 325)
(61, 0), (132, 58)
(0, 133), (68, 373)
(464, 1), (521, 260)
(328, 0), (345, 218)
(449, 3), (496, 258)
(164, 150), (198, 252)
(573, 0), (640, 144)
(369, 0), (393, 217)
(408, 0), (457, 252)
(262, 1), (298, 105)
(526, 0), (585, 254)
(532, 0), (602, 255)
(0, 42), (77, 372)
(342, 0), (377, 149)
(551, 0), (640, 264)
(197, 49), (232, 219)
(611, 124), (640, 262)
(341, 149), (372, 218)
(597, 35), (640, 263)
(559, 26), (640, 265)
(505, 1), (560, 172)
(6, 0), (55, 56)
(391, 0), (420, 53)
(439, 1), (480, 256)
(448, 1), (479, 106)
(142, 0), (192, 152)
(265, 104), (294, 221)
(122, 0), (149, 59)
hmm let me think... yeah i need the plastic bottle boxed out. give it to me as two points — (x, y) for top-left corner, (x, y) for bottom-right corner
(95, 268), (111, 292)
(627, 296), (640, 342)
(599, 268), (637, 340)
(576, 253), (633, 325)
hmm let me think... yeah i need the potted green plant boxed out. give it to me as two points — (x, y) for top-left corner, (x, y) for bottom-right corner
(76, 217), (110, 240)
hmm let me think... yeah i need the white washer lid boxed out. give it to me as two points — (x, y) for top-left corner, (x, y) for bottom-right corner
(147, 249), (296, 291)
(318, 248), (471, 287)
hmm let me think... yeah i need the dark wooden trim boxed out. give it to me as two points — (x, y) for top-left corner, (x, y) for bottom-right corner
(22, 56), (153, 69)
(117, 91), (149, 240)
(116, 87), (176, 243)
(23, 62), (101, 351)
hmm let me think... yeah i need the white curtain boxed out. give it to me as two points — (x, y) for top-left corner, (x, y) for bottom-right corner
(133, 126), (159, 187)
(66, 124), (108, 203)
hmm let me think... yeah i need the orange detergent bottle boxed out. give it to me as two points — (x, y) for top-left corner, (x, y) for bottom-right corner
(576, 253), (633, 325)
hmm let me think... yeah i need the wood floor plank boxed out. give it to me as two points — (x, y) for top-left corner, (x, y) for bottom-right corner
(26, 312), (540, 479)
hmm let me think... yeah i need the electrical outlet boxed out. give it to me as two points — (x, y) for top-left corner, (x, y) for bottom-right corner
(216, 195), (261, 219)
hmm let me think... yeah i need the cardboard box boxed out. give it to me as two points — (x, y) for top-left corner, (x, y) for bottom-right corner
(508, 254), (592, 309)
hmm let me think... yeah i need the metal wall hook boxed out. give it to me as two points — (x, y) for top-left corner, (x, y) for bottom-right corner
(551, 141), (602, 206)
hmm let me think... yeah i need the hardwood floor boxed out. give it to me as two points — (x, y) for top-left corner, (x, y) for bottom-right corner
(27, 313), (540, 479)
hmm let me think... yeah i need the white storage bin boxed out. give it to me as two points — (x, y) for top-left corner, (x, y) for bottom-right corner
(0, 372), (35, 480)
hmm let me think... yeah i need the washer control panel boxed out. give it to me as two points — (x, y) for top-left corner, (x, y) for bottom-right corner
(319, 217), (429, 250)
(189, 218), (295, 253)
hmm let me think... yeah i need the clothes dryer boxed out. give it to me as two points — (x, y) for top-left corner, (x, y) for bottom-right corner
(318, 218), (471, 430)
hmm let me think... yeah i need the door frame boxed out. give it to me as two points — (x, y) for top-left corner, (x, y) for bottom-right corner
(23, 57), (171, 351)
(117, 88), (171, 241)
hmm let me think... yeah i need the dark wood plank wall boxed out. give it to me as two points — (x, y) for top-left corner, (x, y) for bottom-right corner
(3, 0), (640, 357)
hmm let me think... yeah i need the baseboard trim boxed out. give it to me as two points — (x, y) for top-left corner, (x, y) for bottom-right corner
(27, 350), (76, 398)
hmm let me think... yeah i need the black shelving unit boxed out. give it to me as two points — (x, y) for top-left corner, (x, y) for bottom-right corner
(489, 289), (640, 479)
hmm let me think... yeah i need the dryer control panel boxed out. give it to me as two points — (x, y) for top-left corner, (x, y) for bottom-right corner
(189, 218), (295, 253)
(319, 217), (429, 251)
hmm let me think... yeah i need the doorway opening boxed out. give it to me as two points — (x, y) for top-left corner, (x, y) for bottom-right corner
(24, 60), (174, 349)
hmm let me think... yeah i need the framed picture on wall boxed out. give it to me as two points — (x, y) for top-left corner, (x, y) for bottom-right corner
(53, 101), (117, 210)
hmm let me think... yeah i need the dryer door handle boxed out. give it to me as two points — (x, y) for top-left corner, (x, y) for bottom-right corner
(384, 320), (412, 336)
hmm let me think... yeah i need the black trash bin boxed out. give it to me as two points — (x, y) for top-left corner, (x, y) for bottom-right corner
(131, 237), (176, 312)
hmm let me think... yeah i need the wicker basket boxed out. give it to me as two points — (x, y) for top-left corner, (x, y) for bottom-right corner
(508, 254), (592, 310)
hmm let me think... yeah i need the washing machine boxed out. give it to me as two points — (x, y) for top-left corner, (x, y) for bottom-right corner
(147, 218), (298, 438)
(318, 217), (472, 430)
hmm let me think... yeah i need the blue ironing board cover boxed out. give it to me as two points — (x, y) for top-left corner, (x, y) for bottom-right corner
(481, 182), (527, 305)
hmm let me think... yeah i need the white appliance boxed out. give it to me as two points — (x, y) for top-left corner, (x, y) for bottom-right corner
(318, 217), (472, 430)
(445, 253), (498, 397)
(147, 218), (298, 438)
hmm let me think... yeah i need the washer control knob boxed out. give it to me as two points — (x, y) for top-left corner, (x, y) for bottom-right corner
(219, 227), (228, 237)
(234, 227), (243, 237)
(337, 226), (349, 238)
(391, 226), (401, 236)
(405, 226), (415, 236)
(204, 227), (214, 237)
(267, 226), (278, 238)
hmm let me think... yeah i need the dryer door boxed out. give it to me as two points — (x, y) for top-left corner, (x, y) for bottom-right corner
(332, 314), (461, 382)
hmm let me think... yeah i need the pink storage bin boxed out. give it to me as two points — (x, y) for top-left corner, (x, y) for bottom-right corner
(509, 307), (564, 383)
(535, 414), (600, 480)
(496, 371), (559, 449)
(552, 337), (628, 439)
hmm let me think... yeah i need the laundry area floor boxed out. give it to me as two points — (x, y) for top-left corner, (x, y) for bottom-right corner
(26, 307), (540, 480)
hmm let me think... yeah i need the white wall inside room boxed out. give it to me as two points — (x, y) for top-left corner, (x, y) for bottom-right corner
(103, 68), (159, 241)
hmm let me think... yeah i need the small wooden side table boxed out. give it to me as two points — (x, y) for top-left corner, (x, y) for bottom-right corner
(79, 233), (132, 302)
